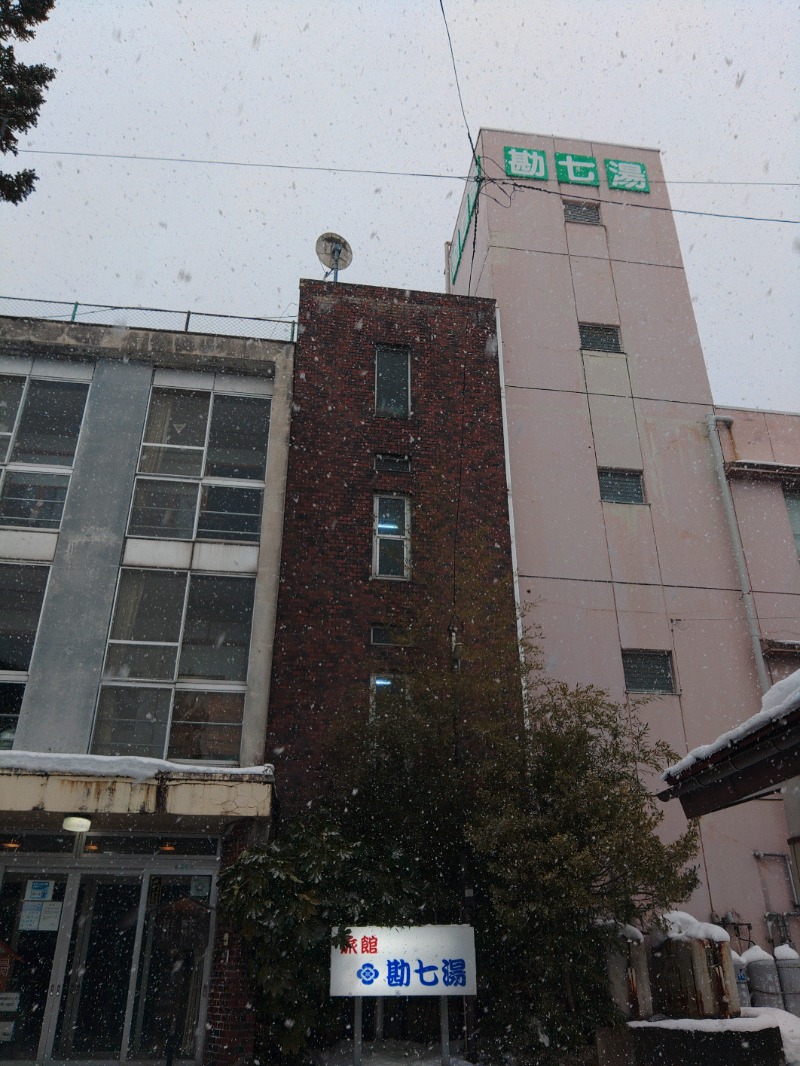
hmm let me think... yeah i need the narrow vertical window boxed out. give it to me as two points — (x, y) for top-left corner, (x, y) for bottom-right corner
(375, 346), (410, 418)
(373, 496), (410, 579)
(784, 486), (800, 558)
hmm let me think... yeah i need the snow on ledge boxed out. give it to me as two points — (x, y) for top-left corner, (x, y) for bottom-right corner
(0, 751), (274, 783)
(664, 668), (800, 781)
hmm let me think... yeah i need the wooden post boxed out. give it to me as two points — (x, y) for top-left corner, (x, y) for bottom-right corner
(353, 997), (363, 1066)
(440, 996), (450, 1066)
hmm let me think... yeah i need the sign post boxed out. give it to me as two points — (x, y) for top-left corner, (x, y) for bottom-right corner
(331, 925), (476, 1066)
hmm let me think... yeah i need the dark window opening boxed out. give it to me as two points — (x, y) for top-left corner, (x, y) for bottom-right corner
(0, 564), (48, 671)
(598, 469), (645, 505)
(375, 347), (410, 418)
(622, 651), (675, 693)
(579, 323), (623, 353)
(564, 200), (601, 224)
(784, 486), (800, 557)
(375, 453), (411, 474)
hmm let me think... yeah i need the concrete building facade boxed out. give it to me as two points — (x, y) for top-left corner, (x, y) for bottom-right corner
(0, 315), (291, 1064)
(447, 128), (800, 947)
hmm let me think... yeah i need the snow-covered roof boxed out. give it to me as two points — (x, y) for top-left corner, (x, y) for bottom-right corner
(0, 750), (274, 783)
(664, 668), (800, 782)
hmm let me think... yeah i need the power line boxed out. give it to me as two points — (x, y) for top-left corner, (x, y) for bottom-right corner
(438, 0), (476, 161)
(18, 148), (800, 224)
(21, 148), (798, 187)
(482, 173), (799, 225)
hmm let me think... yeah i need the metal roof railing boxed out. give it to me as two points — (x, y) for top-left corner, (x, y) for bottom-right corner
(0, 296), (296, 343)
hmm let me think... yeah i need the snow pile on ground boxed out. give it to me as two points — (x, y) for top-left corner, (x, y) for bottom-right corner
(316, 1040), (471, 1066)
(659, 910), (730, 943)
(665, 667), (800, 780)
(0, 750), (273, 782)
(633, 1007), (800, 1064)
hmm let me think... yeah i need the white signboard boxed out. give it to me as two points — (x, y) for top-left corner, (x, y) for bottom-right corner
(0, 993), (19, 1013)
(330, 925), (476, 997)
(0, 1020), (14, 1042)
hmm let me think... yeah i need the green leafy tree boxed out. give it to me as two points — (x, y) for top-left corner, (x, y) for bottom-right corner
(219, 557), (698, 1065)
(1, 0), (55, 204)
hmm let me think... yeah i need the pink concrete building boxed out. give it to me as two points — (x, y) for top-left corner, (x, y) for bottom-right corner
(447, 129), (800, 947)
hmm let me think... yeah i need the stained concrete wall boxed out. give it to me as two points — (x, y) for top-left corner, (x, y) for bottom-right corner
(447, 128), (800, 943)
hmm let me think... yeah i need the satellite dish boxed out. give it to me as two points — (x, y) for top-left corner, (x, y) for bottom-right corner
(315, 232), (353, 283)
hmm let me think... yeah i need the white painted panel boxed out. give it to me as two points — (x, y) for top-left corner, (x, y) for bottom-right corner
(0, 529), (58, 561)
(330, 925), (476, 997)
(31, 357), (94, 381)
(0, 357), (32, 376)
(213, 373), (272, 396)
(123, 538), (192, 569)
(191, 542), (259, 573)
(153, 368), (214, 390)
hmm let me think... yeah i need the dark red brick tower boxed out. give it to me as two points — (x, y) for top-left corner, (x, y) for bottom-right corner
(267, 280), (516, 806)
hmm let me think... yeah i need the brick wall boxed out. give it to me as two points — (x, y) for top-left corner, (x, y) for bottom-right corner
(267, 280), (515, 806)
(205, 829), (257, 1066)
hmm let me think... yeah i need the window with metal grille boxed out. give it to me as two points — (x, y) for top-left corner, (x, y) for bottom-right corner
(564, 200), (601, 224)
(579, 323), (623, 353)
(784, 486), (800, 557)
(622, 651), (675, 693)
(375, 453), (411, 474)
(598, 469), (645, 505)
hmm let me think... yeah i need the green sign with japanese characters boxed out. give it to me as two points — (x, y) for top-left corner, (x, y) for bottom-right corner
(605, 158), (650, 193)
(554, 152), (600, 186)
(503, 146), (548, 181)
(503, 147), (651, 194)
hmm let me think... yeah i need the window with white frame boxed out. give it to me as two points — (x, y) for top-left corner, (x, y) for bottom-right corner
(375, 346), (410, 418)
(0, 563), (49, 748)
(0, 375), (88, 531)
(91, 568), (255, 761)
(127, 386), (271, 543)
(373, 495), (410, 579)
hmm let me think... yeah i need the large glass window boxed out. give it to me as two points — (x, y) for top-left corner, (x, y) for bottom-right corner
(93, 568), (255, 760)
(0, 376), (88, 531)
(375, 346), (410, 418)
(128, 386), (270, 543)
(0, 563), (49, 748)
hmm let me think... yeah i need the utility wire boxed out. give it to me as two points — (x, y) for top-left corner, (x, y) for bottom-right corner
(438, 0), (476, 161)
(19, 148), (800, 224)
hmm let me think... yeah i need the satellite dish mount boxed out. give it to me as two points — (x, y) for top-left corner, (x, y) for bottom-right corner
(316, 232), (353, 284)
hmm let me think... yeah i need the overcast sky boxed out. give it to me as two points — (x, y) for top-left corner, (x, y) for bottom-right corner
(2, 0), (798, 411)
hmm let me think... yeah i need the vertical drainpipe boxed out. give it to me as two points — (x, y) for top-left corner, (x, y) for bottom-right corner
(705, 413), (771, 695)
(495, 308), (531, 731)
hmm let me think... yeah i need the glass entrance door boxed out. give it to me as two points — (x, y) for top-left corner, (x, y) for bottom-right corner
(0, 865), (214, 1064)
(52, 876), (141, 1059)
(0, 872), (69, 1060)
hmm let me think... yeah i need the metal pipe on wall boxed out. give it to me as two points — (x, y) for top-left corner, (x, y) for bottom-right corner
(705, 413), (771, 695)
